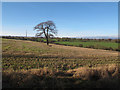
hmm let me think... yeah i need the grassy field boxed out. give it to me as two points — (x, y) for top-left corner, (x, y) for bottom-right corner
(2, 38), (120, 89)
(34, 38), (119, 50)
(2, 36), (120, 51)
(55, 41), (118, 49)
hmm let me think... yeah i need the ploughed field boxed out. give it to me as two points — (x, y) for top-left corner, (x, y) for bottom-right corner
(2, 38), (120, 88)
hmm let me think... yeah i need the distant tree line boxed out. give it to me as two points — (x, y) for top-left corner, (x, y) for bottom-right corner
(2, 36), (120, 43)
(2, 36), (57, 43)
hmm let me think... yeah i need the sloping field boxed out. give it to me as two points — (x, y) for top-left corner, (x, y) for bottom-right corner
(52, 43), (118, 57)
(2, 38), (119, 70)
(2, 38), (120, 88)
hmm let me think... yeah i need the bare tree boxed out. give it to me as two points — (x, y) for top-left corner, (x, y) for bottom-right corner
(34, 21), (57, 45)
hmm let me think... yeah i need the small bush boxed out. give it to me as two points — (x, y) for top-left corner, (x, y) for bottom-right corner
(114, 48), (120, 51)
(109, 47), (113, 50)
(86, 45), (95, 48)
(67, 44), (73, 46)
(103, 47), (113, 50)
(79, 44), (83, 47)
(64, 44), (68, 46)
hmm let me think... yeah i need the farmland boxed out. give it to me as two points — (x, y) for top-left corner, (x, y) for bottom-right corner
(55, 41), (118, 50)
(2, 36), (120, 51)
(2, 38), (120, 89)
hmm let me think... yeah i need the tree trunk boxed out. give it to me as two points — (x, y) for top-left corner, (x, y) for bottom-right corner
(46, 29), (49, 45)
(43, 27), (49, 45)
(47, 37), (49, 45)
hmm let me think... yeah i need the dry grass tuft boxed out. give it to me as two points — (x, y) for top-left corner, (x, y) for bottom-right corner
(2, 64), (120, 88)
(67, 64), (120, 80)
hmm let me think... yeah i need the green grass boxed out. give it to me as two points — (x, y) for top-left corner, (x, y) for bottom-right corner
(55, 41), (118, 49)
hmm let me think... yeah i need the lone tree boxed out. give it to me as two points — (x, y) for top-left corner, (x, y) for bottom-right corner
(34, 21), (57, 45)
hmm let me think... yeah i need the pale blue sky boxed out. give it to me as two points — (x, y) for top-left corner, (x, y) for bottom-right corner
(2, 2), (118, 37)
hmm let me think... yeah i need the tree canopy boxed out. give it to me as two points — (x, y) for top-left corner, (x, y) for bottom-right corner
(34, 21), (57, 45)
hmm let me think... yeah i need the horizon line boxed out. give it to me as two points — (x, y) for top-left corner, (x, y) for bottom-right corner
(1, 35), (119, 39)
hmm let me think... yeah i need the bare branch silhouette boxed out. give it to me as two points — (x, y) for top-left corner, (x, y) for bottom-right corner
(34, 21), (57, 45)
